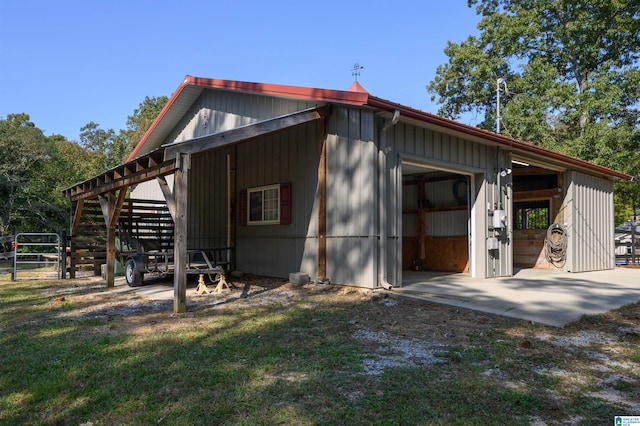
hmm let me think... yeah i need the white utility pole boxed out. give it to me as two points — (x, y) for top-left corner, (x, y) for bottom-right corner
(496, 78), (507, 133)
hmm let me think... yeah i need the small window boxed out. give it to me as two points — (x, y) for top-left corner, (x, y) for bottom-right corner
(248, 184), (280, 225)
(514, 200), (550, 230)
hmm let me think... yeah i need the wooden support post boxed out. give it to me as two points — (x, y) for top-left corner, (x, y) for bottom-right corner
(418, 177), (426, 264)
(317, 118), (327, 281)
(99, 189), (128, 288)
(69, 199), (85, 279)
(228, 148), (236, 265)
(173, 153), (190, 313)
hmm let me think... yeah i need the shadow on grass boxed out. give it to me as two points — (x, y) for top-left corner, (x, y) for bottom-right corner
(0, 277), (635, 425)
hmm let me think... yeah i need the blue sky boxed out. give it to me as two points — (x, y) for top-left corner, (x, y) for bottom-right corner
(0, 0), (480, 142)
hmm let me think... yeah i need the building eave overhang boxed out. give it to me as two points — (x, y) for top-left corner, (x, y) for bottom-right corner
(366, 96), (631, 181)
(63, 106), (330, 201)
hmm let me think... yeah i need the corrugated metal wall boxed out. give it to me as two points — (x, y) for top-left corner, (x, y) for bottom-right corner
(235, 121), (321, 278)
(390, 123), (490, 170)
(566, 171), (615, 272)
(324, 107), (378, 286)
(132, 90), (323, 279)
(167, 91), (319, 145)
(188, 148), (232, 249)
(132, 87), (618, 286)
(385, 121), (510, 279)
(129, 178), (173, 201)
(402, 178), (469, 237)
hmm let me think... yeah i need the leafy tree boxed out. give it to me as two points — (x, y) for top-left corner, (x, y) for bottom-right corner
(0, 114), (47, 233)
(125, 95), (168, 155)
(0, 94), (168, 235)
(427, 0), (640, 219)
(75, 96), (168, 174)
(0, 114), (92, 233)
(79, 122), (123, 172)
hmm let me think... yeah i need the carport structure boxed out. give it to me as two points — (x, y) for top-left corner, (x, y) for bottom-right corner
(64, 75), (630, 313)
(64, 104), (329, 313)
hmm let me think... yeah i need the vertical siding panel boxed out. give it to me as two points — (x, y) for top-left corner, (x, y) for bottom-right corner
(425, 129), (434, 158)
(406, 126), (416, 156)
(349, 108), (361, 237)
(458, 137), (466, 165)
(568, 171), (614, 272)
(233, 118), (321, 278)
(444, 134), (452, 163)
(433, 132), (442, 160)
(336, 107), (350, 238)
(362, 111), (376, 236)
(303, 123), (317, 237)
(418, 128), (427, 158)
(164, 91), (317, 148)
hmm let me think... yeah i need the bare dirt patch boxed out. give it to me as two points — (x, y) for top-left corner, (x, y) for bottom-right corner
(49, 275), (521, 345)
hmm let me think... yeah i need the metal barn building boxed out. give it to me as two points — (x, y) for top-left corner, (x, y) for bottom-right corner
(63, 76), (630, 312)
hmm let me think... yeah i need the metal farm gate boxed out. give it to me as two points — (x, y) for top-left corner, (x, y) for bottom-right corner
(12, 233), (62, 280)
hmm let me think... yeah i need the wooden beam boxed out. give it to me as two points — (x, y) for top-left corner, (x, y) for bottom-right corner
(62, 148), (175, 201)
(111, 186), (129, 226)
(513, 188), (559, 202)
(98, 194), (113, 227)
(173, 153), (190, 313)
(71, 199), (85, 234)
(157, 176), (177, 221)
(418, 177), (426, 261)
(98, 189), (129, 288)
(164, 106), (329, 161)
(228, 148), (236, 256)
(317, 118), (327, 281)
(66, 161), (176, 201)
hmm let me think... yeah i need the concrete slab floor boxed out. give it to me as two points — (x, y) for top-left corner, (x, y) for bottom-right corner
(389, 267), (640, 327)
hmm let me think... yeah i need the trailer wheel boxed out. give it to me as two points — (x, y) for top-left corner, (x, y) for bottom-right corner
(125, 258), (144, 287)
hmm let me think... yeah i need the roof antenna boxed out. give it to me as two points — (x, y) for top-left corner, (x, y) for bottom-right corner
(351, 63), (364, 82)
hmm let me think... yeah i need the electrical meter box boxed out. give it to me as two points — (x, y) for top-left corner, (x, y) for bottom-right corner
(493, 209), (506, 229)
(487, 237), (499, 250)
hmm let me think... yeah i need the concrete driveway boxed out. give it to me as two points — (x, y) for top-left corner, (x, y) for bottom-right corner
(392, 267), (640, 327)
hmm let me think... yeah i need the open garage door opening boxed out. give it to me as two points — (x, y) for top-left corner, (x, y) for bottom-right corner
(511, 159), (566, 270)
(401, 161), (471, 280)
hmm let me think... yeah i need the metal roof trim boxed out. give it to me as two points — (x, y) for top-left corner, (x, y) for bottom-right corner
(183, 75), (370, 105)
(127, 75), (369, 162)
(366, 95), (631, 181)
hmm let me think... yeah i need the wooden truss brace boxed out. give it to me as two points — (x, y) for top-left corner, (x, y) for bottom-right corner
(70, 198), (85, 235)
(156, 175), (177, 222)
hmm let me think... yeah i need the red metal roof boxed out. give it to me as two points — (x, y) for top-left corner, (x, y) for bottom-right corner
(127, 75), (630, 181)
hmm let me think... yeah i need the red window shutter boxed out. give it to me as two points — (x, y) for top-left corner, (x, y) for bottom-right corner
(239, 189), (247, 226)
(280, 182), (291, 225)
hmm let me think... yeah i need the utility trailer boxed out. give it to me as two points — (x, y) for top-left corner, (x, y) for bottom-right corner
(122, 248), (232, 289)
(117, 224), (233, 288)
(114, 202), (234, 290)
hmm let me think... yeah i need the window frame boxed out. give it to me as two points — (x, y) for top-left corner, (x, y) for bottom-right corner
(247, 184), (281, 225)
(513, 200), (550, 230)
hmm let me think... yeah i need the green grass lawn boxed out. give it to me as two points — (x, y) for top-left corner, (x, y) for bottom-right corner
(0, 276), (638, 425)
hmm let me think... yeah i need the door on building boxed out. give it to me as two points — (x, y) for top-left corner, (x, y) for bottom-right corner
(401, 162), (471, 278)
